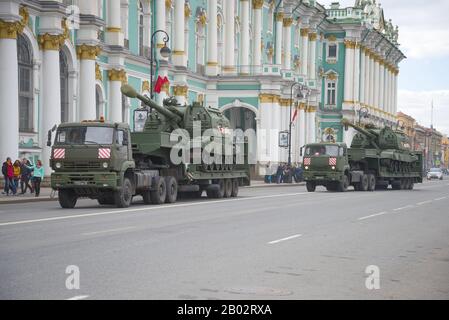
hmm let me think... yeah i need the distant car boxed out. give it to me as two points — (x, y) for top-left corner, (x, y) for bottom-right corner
(427, 168), (443, 180)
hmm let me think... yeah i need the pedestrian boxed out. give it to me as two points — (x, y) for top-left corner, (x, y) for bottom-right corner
(13, 160), (21, 192)
(27, 159), (44, 197)
(2, 158), (16, 195)
(276, 164), (284, 184)
(20, 158), (33, 194)
(1, 158), (8, 194)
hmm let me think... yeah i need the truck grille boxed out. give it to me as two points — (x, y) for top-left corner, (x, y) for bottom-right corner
(63, 161), (101, 170)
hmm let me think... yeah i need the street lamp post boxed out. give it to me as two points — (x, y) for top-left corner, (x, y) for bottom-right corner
(149, 30), (171, 99)
(288, 82), (309, 166)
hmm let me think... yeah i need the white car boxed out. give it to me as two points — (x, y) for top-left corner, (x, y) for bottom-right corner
(427, 168), (443, 180)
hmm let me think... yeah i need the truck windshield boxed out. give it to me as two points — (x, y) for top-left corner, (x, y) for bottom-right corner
(305, 145), (340, 157)
(55, 126), (114, 145)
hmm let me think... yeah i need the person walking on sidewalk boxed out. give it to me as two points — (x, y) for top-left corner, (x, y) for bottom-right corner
(13, 160), (21, 192)
(2, 158), (16, 195)
(20, 159), (33, 194)
(27, 159), (44, 197)
(2, 158), (8, 194)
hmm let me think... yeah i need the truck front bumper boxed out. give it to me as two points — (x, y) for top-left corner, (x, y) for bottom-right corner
(51, 172), (119, 190)
(303, 171), (343, 183)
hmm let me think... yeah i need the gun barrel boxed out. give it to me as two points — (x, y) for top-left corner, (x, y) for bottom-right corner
(341, 119), (377, 140)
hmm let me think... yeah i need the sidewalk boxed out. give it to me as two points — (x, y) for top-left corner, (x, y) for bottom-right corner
(0, 181), (304, 205)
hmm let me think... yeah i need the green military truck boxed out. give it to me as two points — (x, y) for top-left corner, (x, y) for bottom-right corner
(49, 85), (250, 208)
(301, 120), (423, 192)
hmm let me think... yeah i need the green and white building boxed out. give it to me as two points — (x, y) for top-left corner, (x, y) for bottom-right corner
(0, 0), (404, 175)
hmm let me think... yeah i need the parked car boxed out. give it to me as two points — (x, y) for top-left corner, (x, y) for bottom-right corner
(427, 168), (444, 180)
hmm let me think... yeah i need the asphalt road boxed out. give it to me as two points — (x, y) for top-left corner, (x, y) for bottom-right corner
(0, 179), (448, 300)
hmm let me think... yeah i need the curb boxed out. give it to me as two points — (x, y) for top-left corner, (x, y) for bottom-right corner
(0, 197), (57, 205)
(245, 182), (305, 188)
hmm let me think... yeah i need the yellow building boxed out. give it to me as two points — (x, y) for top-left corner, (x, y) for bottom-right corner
(397, 112), (416, 149)
(442, 136), (449, 169)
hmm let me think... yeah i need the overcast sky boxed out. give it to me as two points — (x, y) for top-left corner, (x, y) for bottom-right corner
(319, 0), (449, 135)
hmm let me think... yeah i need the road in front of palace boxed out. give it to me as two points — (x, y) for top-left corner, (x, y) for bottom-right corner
(0, 180), (448, 299)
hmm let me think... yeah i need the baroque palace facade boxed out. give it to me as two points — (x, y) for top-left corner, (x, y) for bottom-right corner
(0, 0), (404, 175)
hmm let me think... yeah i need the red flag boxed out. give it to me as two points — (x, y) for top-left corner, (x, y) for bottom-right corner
(291, 109), (298, 122)
(154, 76), (164, 93)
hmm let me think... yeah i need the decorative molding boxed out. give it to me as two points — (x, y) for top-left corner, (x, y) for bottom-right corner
(326, 34), (337, 41)
(173, 85), (188, 97)
(308, 33), (317, 41)
(300, 28), (309, 37)
(252, 0), (264, 10)
(95, 63), (102, 81)
(0, 6), (29, 39)
(76, 44), (101, 60)
(259, 93), (280, 104)
(108, 68), (127, 83)
(275, 12), (284, 22)
(344, 39), (357, 49)
(185, 2), (192, 18)
(283, 18), (293, 27)
(165, 0), (173, 10)
(106, 27), (121, 33)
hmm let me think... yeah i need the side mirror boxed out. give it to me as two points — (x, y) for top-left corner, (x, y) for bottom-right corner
(47, 130), (52, 147)
(300, 147), (303, 157)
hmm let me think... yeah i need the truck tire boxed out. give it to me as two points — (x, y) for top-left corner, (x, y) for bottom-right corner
(150, 176), (167, 205)
(408, 179), (415, 190)
(326, 182), (337, 192)
(337, 175), (349, 192)
(367, 174), (376, 191)
(358, 174), (369, 191)
(98, 195), (114, 205)
(58, 189), (77, 208)
(165, 176), (178, 203)
(224, 179), (232, 198)
(231, 179), (239, 197)
(142, 189), (152, 204)
(306, 181), (316, 192)
(216, 179), (225, 198)
(392, 180), (401, 190)
(115, 177), (133, 208)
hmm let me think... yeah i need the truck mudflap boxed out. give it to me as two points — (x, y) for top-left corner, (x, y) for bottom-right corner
(51, 172), (118, 189)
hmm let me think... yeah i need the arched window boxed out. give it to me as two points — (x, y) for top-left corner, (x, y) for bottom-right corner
(17, 34), (33, 132)
(60, 50), (69, 123)
(138, 1), (144, 56)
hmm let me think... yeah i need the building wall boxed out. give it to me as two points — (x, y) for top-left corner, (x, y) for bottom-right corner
(0, 0), (404, 175)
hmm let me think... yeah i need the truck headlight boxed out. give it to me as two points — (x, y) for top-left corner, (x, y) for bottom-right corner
(102, 162), (109, 168)
(55, 162), (62, 169)
(331, 166), (336, 170)
(305, 166), (309, 170)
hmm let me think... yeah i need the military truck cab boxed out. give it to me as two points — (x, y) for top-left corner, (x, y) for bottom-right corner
(50, 120), (158, 208)
(301, 143), (362, 192)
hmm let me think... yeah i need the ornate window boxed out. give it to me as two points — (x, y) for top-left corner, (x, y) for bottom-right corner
(326, 40), (338, 64)
(60, 50), (69, 123)
(326, 79), (337, 106)
(17, 34), (33, 132)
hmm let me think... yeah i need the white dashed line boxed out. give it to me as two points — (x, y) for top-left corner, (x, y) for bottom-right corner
(268, 234), (302, 244)
(82, 226), (136, 236)
(66, 295), (89, 300)
(434, 197), (447, 201)
(393, 205), (414, 211)
(358, 211), (389, 221)
(417, 200), (432, 206)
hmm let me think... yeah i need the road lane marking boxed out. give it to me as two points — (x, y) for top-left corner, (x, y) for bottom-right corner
(0, 192), (310, 227)
(417, 200), (432, 206)
(358, 211), (389, 221)
(268, 234), (302, 244)
(82, 226), (136, 236)
(393, 205), (414, 211)
(434, 197), (447, 201)
(66, 295), (89, 300)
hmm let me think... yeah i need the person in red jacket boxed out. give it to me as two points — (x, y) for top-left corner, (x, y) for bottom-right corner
(2, 158), (16, 195)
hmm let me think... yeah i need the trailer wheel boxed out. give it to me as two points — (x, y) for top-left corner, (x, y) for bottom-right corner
(115, 178), (133, 208)
(216, 179), (225, 198)
(150, 176), (167, 205)
(306, 181), (316, 192)
(358, 174), (369, 191)
(165, 176), (178, 203)
(392, 180), (401, 190)
(408, 179), (414, 190)
(142, 189), (152, 204)
(231, 179), (239, 197)
(58, 189), (77, 208)
(367, 174), (376, 191)
(224, 179), (232, 198)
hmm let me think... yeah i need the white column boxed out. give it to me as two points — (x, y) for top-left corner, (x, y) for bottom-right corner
(353, 44), (360, 103)
(108, 69), (125, 122)
(363, 49), (370, 106)
(252, 0), (263, 71)
(155, 0), (167, 60)
(240, 0), (250, 74)
(379, 61), (385, 111)
(41, 42), (61, 175)
(307, 108), (316, 143)
(390, 69), (394, 115)
(393, 70), (398, 114)
(360, 47), (366, 105)
(282, 17), (292, 70)
(105, 0), (123, 46)
(224, 0), (235, 73)
(308, 32), (317, 79)
(383, 65), (389, 113)
(343, 40), (354, 103)
(373, 55), (380, 109)
(300, 28), (309, 76)
(275, 12), (283, 65)
(299, 104), (306, 151)
(0, 36), (19, 161)
(206, 0), (218, 75)
(173, 0), (186, 67)
(77, 45), (99, 120)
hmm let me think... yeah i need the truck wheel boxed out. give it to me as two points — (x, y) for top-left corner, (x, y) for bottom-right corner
(58, 189), (77, 208)
(367, 174), (376, 191)
(216, 179), (225, 198)
(98, 195), (114, 205)
(231, 179), (239, 197)
(142, 189), (152, 204)
(337, 175), (349, 192)
(306, 181), (316, 192)
(326, 182), (337, 192)
(358, 174), (369, 191)
(408, 180), (415, 190)
(115, 177), (133, 208)
(392, 180), (401, 190)
(150, 176), (167, 205)
(165, 176), (178, 203)
(224, 179), (232, 198)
